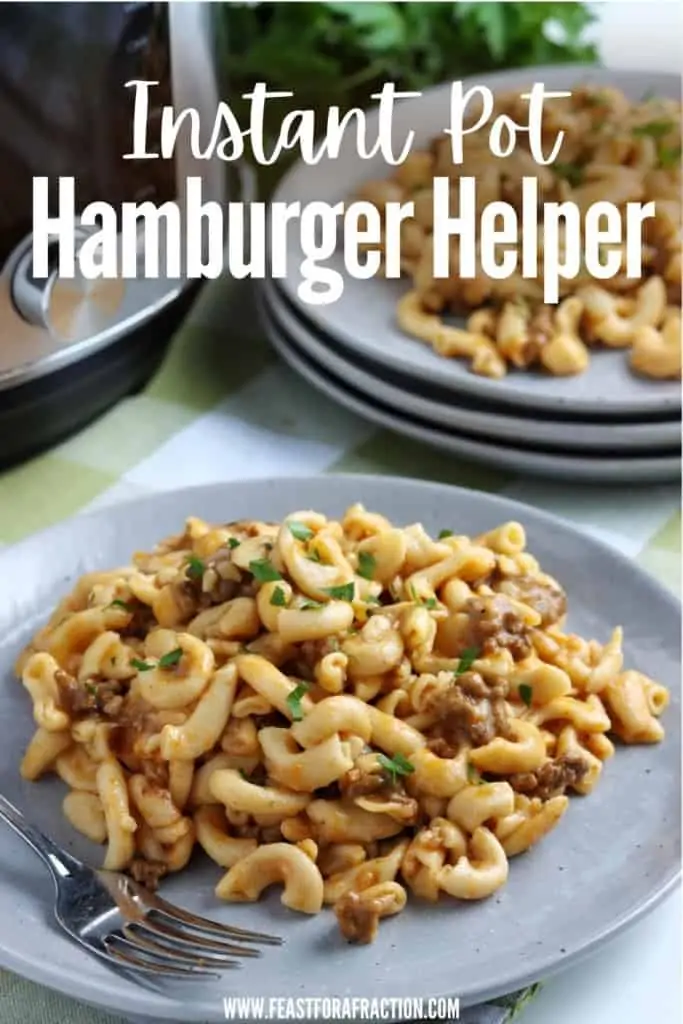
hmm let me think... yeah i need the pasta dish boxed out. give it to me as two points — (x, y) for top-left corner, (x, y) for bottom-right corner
(357, 85), (682, 380)
(17, 505), (670, 944)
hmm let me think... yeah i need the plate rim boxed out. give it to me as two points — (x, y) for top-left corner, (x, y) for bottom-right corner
(262, 279), (681, 452)
(262, 303), (682, 483)
(0, 474), (680, 1018)
(270, 64), (682, 419)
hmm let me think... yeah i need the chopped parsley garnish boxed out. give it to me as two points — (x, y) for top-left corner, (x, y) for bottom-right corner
(454, 647), (479, 676)
(286, 681), (310, 721)
(518, 683), (533, 707)
(366, 595), (381, 606)
(249, 558), (282, 583)
(239, 768), (250, 780)
(109, 599), (132, 611)
(357, 551), (376, 580)
(270, 585), (288, 607)
(186, 555), (206, 581)
(288, 520), (314, 542)
(228, 537), (240, 550)
(323, 582), (355, 601)
(408, 584), (438, 609)
(300, 600), (324, 611)
(553, 161), (585, 187)
(85, 683), (98, 696)
(467, 762), (482, 785)
(659, 144), (681, 168)
(377, 752), (415, 783)
(633, 119), (674, 140)
(307, 550), (322, 563)
(159, 648), (183, 669)
(131, 658), (153, 672)
(438, 529), (454, 539)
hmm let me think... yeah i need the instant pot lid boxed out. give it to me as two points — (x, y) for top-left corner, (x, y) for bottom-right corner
(0, 227), (189, 391)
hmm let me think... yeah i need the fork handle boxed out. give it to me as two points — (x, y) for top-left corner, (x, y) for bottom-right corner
(0, 793), (82, 880)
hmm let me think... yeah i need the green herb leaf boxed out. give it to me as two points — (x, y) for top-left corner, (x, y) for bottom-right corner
(85, 683), (98, 697)
(270, 585), (288, 607)
(286, 681), (310, 722)
(323, 582), (355, 601)
(109, 599), (133, 611)
(131, 657), (153, 672)
(438, 529), (453, 539)
(239, 768), (249, 780)
(186, 555), (206, 581)
(307, 550), (322, 563)
(357, 551), (376, 580)
(553, 161), (585, 187)
(378, 752), (415, 783)
(455, 647), (480, 676)
(218, 2), (598, 111)
(228, 537), (240, 550)
(408, 584), (438, 609)
(327, 2), (407, 53)
(518, 683), (533, 707)
(633, 119), (674, 140)
(467, 762), (482, 785)
(300, 600), (324, 611)
(659, 144), (681, 169)
(159, 648), (183, 669)
(288, 520), (314, 542)
(249, 558), (282, 583)
(366, 596), (381, 606)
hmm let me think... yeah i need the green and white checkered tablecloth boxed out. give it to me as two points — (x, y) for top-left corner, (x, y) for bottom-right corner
(0, 277), (679, 1024)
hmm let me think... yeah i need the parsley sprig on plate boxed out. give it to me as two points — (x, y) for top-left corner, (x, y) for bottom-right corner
(378, 752), (414, 784)
(286, 681), (310, 721)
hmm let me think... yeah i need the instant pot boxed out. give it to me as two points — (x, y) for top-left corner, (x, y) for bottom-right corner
(0, 2), (226, 467)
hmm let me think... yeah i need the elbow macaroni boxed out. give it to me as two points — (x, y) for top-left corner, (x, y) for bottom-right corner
(356, 86), (682, 381)
(16, 505), (670, 943)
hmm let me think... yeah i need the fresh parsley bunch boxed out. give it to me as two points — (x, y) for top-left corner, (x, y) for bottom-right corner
(214, 2), (598, 101)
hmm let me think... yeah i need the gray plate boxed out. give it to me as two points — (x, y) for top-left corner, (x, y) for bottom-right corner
(262, 308), (681, 484)
(0, 477), (680, 1022)
(262, 280), (681, 453)
(271, 66), (682, 419)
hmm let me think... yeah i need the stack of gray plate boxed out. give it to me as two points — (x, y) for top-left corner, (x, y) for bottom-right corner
(258, 66), (681, 484)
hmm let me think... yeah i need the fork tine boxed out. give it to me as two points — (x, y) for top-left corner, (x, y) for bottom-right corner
(103, 935), (220, 980)
(121, 924), (241, 970)
(148, 896), (283, 945)
(131, 917), (262, 958)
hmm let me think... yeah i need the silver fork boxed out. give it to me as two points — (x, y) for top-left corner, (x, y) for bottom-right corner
(0, 793), (282, 980)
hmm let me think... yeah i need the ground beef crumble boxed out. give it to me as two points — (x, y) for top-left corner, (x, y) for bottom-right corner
(56, 670), (128, 719)
(334, 890), (382, 944)
(509, 755), (588, 800)
(129, 857), (168, 891)
(425, 671), (511, 753)
(463, 595), (532, 661)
